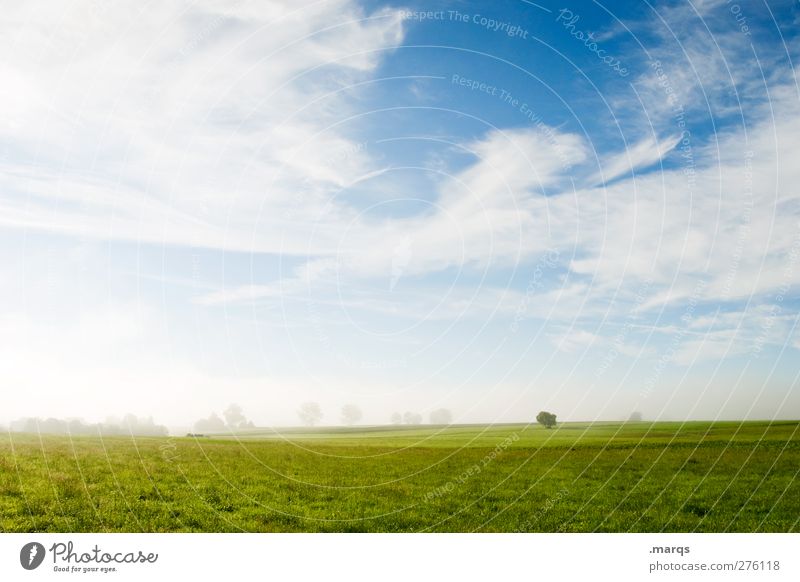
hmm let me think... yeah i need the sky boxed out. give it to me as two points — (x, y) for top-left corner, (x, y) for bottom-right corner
(1, 0), (799, 429)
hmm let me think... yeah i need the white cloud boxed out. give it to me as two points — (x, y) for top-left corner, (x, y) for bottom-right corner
(201, 80), (800, 352)
(0, 0), (405, 254)
(590, 134), (681, 185)
(552, 329), (599, 353)
(9, 2), (799, 329)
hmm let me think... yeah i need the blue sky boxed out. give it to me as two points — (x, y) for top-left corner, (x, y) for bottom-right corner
(1, 0), (799, 428)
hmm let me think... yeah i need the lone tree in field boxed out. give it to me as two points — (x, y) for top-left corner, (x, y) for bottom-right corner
(390, 412), (402, 425)
(536, 411), (557, 429)
(297, 402), (323, 427)
(628, 411), (643, 422)
(341, 404), (363, 426)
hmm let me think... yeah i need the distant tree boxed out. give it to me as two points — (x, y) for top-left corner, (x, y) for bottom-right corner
(41, 418), (67, 434)
(223, 403), (250, 429)
(67, 418), (87, 435)
(119, 415), (168, 436)
(122, 414), (168, 436)
(340, 404), (363, 426)
(536, 411), (557, 429)
(9, 418), (40, 433)
(22, 418), (39, 433)
(428, 408), (453, 425)
(298, 402), (323, 427)
(628, 411), (643, 422)
(194, 412), (226, 433)
(403, 411), (422, 425)
(122, 413), (138, 429)
(390, 412), (402, 425)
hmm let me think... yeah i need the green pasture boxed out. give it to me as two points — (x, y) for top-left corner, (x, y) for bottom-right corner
(1, 421), (797, 532)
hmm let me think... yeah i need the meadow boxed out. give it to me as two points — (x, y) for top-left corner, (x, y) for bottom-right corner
(1, 421), (798, 532)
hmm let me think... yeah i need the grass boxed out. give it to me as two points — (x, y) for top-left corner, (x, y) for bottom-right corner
(1, 420), (798, 532)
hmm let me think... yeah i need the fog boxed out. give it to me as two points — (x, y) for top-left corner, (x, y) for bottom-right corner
(4, 370), (797, 436)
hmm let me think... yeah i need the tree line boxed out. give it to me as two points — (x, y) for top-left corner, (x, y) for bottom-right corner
(7, 414), (168, 436)
(192, 403), (456, 433)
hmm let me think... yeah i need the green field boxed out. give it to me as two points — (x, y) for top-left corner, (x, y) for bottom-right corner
(1, 421), (798, 532)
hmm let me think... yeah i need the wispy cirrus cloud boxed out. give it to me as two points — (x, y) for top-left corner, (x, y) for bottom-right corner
(0, 0), (405, 254)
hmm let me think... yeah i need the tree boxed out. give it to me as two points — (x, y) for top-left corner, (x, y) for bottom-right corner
(536, 411), (557, 429)
(340, 404), (363, 426)
(223, 403), (251, 429)
(429, 408), (453, 425)
(628, 411), (643, 422)
(119, 415), (168, 436)
(122, 413), (138, 430)
(298, 402), (323, 427)
(194, 412), (225, 433)
(40, 418), (66, 434)
(403, 411), (422, 425)
(390, 412), (402, 425)
(118, 414), (168, 436)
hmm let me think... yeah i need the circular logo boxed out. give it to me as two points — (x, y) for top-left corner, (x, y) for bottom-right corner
(20, 542), (46, 570)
